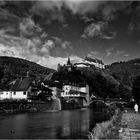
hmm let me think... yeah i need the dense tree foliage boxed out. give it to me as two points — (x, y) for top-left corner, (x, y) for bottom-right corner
(132, 75), (140, 102)
(52, 66), (132, 101)
(52, 69), (86, 86)
(106, 58), (140, 87)
(81, 67), (131, 101)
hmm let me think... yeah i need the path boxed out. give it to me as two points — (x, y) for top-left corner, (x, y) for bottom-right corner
(119, 109), (140, 140)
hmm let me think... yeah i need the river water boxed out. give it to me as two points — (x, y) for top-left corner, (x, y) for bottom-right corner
(0, 109), (103, 139)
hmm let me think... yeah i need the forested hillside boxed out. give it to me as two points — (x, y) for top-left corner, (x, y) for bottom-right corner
(52, 66), (131, 101)
(105, 58), (140, 87)
(0, 56), (55, 89)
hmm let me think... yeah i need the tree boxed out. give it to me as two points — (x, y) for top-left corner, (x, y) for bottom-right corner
(119, 83), (132, 101)
(0, 66), (4, 80)
(132, 75), (140, 102)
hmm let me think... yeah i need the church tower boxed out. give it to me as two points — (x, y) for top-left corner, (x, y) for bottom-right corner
(67, 56), (71, 65)
(66, 56), (72, 71)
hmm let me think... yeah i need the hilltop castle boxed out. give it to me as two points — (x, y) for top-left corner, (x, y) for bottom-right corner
(57, 57), (76, 71)
(74, 56), (105, 69)
(57, 56), (105, 71)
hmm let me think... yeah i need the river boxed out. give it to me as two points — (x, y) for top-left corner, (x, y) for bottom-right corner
(0, 108), (105, 139)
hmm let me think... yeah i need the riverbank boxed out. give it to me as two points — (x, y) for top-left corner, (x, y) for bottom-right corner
(89, 108), (140, 140)
(0, 98), (61, 114)
(88, 107), (122, 140)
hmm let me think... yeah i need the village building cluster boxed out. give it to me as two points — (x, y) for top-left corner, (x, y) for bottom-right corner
(0, 56), (102, 107)
(0, 77), (90, 107)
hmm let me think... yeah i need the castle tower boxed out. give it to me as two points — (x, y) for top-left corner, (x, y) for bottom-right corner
(67, 56), (72, 71)
(67, 56), (71, 65)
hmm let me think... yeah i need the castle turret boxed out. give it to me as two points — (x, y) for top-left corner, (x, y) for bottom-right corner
(66, 57), (72, 71)
(67, 56), (71, 65)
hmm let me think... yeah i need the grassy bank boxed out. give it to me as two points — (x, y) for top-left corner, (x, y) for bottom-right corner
(88, 107), (122, 140)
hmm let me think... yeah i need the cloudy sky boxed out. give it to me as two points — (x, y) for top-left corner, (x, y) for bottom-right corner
(0, 0), (140, 69)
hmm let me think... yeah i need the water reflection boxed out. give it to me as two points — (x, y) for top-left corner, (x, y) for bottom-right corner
(0, 114), (28, 139)
(60, 109), (89, 139)
(0, 109), (95, 139)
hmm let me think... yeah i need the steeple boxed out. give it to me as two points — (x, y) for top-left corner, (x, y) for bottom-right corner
(67, 56), (71, 65)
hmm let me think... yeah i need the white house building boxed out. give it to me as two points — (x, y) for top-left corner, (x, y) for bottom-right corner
(0, 91), (12, 100)
(0, 78), (33, 100)
(0, 90), (28, 100)
(61, 84), (90, 106)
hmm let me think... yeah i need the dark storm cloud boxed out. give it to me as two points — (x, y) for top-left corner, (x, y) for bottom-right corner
(128, 3), (140, 32)
(0, 7), (20, 36)
(29, 1), (134, 24)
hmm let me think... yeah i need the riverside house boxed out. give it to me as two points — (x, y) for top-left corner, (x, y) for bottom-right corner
(61, 84), (90, 107)
(0, 78), (33, 100)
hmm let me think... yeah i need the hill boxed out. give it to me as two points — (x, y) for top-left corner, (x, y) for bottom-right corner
(51, 66), (131, 101)
(0, 56), (55, 89)
(105, 58), (140, 87)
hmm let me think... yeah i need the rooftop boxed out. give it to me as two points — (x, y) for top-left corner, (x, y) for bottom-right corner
(11, 78), (33, 91)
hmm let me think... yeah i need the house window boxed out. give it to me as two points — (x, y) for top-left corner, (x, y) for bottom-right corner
(14, 92), (16, 95)
(23, 92), (26, 95)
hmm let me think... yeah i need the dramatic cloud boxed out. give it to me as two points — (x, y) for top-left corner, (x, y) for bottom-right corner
(0, 7), (20, 35)
(106, 48), (114, 57)
(101, 1), (130, 21)
(0, 30), (81, 69)
(81, 22), (107, 38)
(87, 51), (99, 58)
(82, 21), (116, 39)
(30, 1), (132, 24)
(61, 41), (71, 49)
(52, 36), (72, 49)
(82, 16), (94, 23)
(106, 48), (127, 58)
(40, 40), (55, 55)
(115, 50), (124, 56)
(0, 1), (139, 67)
(102, 32), (116, 40)
(19, 17), (42, 38)
(31, 0), (103, 15)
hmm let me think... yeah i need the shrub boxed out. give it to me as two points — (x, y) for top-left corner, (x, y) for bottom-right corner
(88, 108), (121, 140)
(95, 101), (107, 109)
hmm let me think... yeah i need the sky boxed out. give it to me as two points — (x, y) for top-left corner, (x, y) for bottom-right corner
(0, 0), (140, 69)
